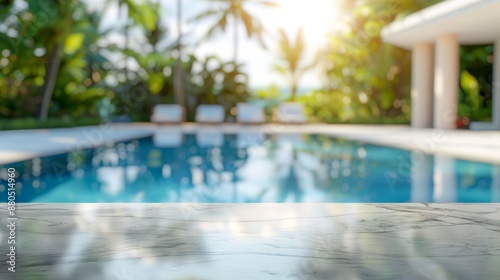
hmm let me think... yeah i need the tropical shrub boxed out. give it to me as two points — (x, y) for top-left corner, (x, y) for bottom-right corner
(0, 0), (251, 124)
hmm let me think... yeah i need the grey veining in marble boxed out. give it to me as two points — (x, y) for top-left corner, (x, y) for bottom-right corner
(0, 203), (499, 279)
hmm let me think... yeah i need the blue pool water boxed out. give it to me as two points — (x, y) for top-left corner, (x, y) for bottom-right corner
(1, 133), (499, 203)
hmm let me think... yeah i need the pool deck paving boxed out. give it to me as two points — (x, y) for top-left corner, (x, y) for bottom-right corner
(1, 123), (499, 165)
(0, 203), (499, 279)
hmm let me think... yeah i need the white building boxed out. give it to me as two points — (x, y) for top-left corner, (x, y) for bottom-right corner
(382, 0), (500, 130)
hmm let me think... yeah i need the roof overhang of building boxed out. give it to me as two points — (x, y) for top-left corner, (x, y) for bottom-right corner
(382, 0), (500, 50)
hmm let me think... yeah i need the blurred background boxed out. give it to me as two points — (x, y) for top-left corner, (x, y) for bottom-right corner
(0, 0), (494, 128)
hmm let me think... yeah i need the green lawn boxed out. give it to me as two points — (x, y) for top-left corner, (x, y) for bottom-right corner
(0, 118), (103, 131)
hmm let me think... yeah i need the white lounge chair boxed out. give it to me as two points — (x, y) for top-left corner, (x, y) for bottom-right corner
(195, 105), (225, 123)
(150, 104), (183, 123)
(273, 103), (307, 124)
(236, 103), (266, 124)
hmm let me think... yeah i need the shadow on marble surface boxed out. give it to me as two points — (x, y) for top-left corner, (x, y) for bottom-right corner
(0, 203), (499, 280)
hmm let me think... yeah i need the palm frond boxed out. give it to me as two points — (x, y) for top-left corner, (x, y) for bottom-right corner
(248, 0), (279, 7)
(239, 9), (255, 37)
(189, 9), (220, 22)
(203, 10), (230, 41)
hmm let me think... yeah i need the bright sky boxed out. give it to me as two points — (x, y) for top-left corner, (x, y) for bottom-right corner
(97, 0), (341, 89)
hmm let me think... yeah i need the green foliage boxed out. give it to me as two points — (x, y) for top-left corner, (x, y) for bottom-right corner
(104, 0), (158, 30)
(299, 91), (348, 122)
(64, 33), (85, 54)
(459, 45), (494, 121)
(311, 0), (491, 124)
(299, 90), (410, 125)
(115, 47), (250, 122)
(0, 118), (102, 131)
(0, 0), (111, 120)
(249, 85), (284, 118)
(0, 0), (251, 126)
(254, 85), (281, 100)
(315, 0), (441, 124)
(186, 56), (249, 120)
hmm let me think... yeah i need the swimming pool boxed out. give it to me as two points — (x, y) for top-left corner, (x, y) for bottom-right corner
(1, 132), (499, 203)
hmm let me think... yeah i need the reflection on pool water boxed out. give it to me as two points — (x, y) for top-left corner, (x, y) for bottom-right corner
(1, 131), (499, 203)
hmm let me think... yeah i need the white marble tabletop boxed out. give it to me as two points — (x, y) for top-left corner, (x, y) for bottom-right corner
(0, 203), (499, 280)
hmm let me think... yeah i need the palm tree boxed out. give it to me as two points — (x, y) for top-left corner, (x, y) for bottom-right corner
(273, 28), (311, 101)
(192, 0), (277, 63)
(146, 0), (185, 111)
(38, 0), (77, 121)
(173, 0), (185, 113)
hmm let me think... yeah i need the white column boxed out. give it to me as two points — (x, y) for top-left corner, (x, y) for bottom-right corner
(433, 155), (457, 202)
(411, 43), (434, 128)
(493, 40), (500, 130)
(434, 34), (460, 130)
(411, 152), (432, 202)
